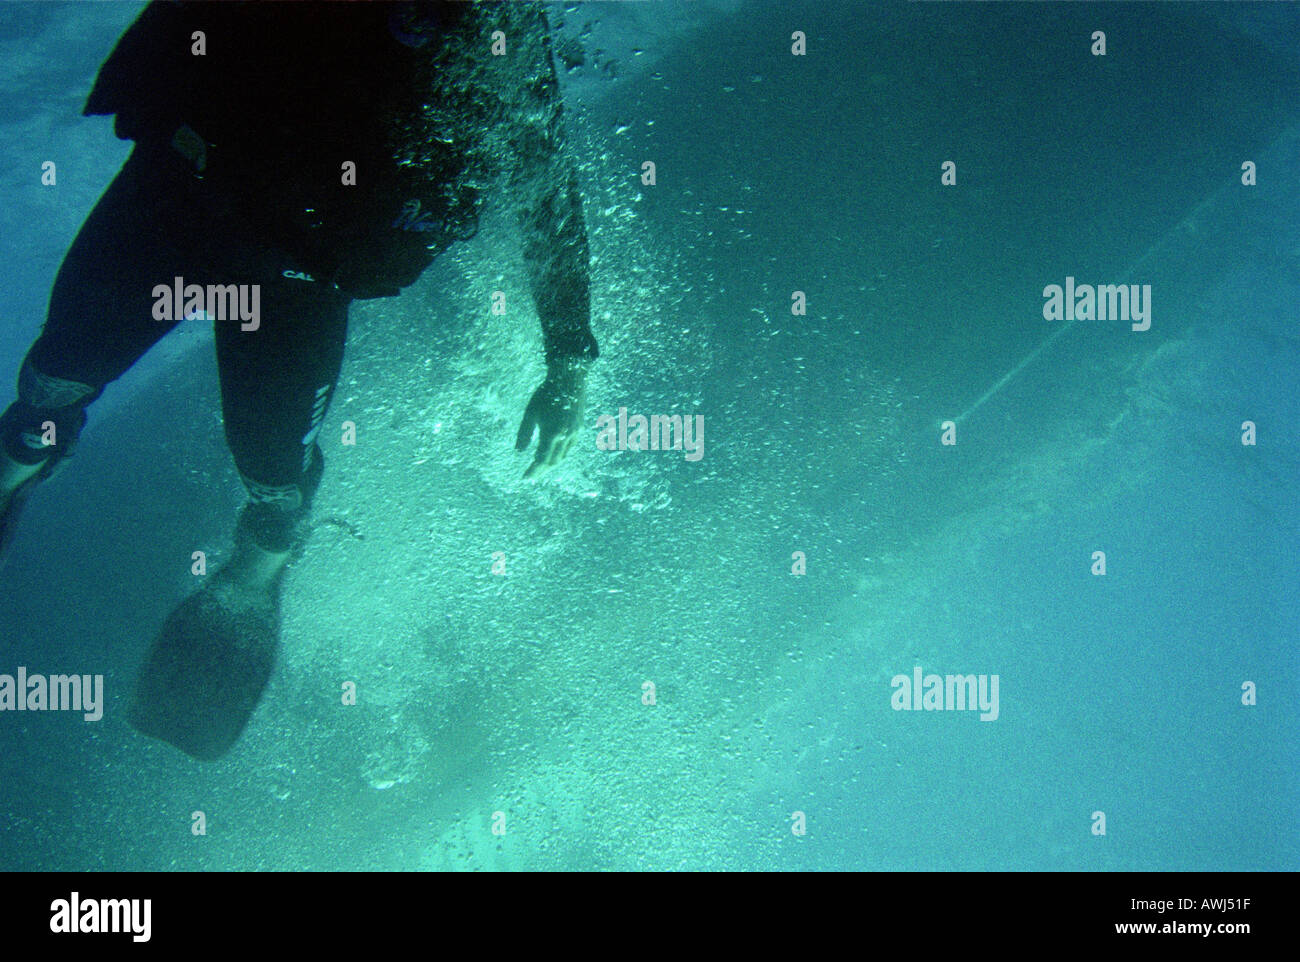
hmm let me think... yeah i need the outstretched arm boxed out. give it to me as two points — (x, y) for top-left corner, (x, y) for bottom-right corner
(509, 14), (598, 478)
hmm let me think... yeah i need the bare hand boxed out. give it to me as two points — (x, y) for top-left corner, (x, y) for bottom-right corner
(514, 358), (590, 479)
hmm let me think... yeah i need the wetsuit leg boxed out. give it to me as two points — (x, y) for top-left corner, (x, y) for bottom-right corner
(212, 275), (350, 552)
(0, 147), (202, 465)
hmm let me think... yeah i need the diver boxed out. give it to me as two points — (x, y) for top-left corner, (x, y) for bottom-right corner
(0, 1), (598, 760)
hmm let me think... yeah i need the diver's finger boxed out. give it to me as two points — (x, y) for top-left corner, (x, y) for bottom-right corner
(542, 432), (565, 466)
(523, 432), (559, 479)
(514, 407), (537, 451)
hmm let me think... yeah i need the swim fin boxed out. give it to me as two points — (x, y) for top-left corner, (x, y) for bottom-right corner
(0, 449), (63, 563)
(129, 455), (319, 760)
(129, 555), (285, 761)
(0, 469), (43, 561)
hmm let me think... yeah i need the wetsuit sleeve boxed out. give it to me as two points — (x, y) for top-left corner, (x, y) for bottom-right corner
(509, 18), (599, 366)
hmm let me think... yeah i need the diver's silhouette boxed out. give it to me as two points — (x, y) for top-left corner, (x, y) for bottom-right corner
(0, 1), (598, 759)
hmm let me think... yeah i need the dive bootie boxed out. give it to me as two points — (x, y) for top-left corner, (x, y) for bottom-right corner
(129, 507), (294, 761)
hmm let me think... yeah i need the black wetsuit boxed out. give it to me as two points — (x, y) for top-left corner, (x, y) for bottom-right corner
(0, 0), (597, 548)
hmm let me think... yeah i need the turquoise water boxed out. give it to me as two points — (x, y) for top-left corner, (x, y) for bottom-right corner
(0, 0), (1296, 870)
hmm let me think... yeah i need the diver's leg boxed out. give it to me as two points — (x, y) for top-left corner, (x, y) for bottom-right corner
(0, 148), (197, 556)
(214, 274), (350, 574)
